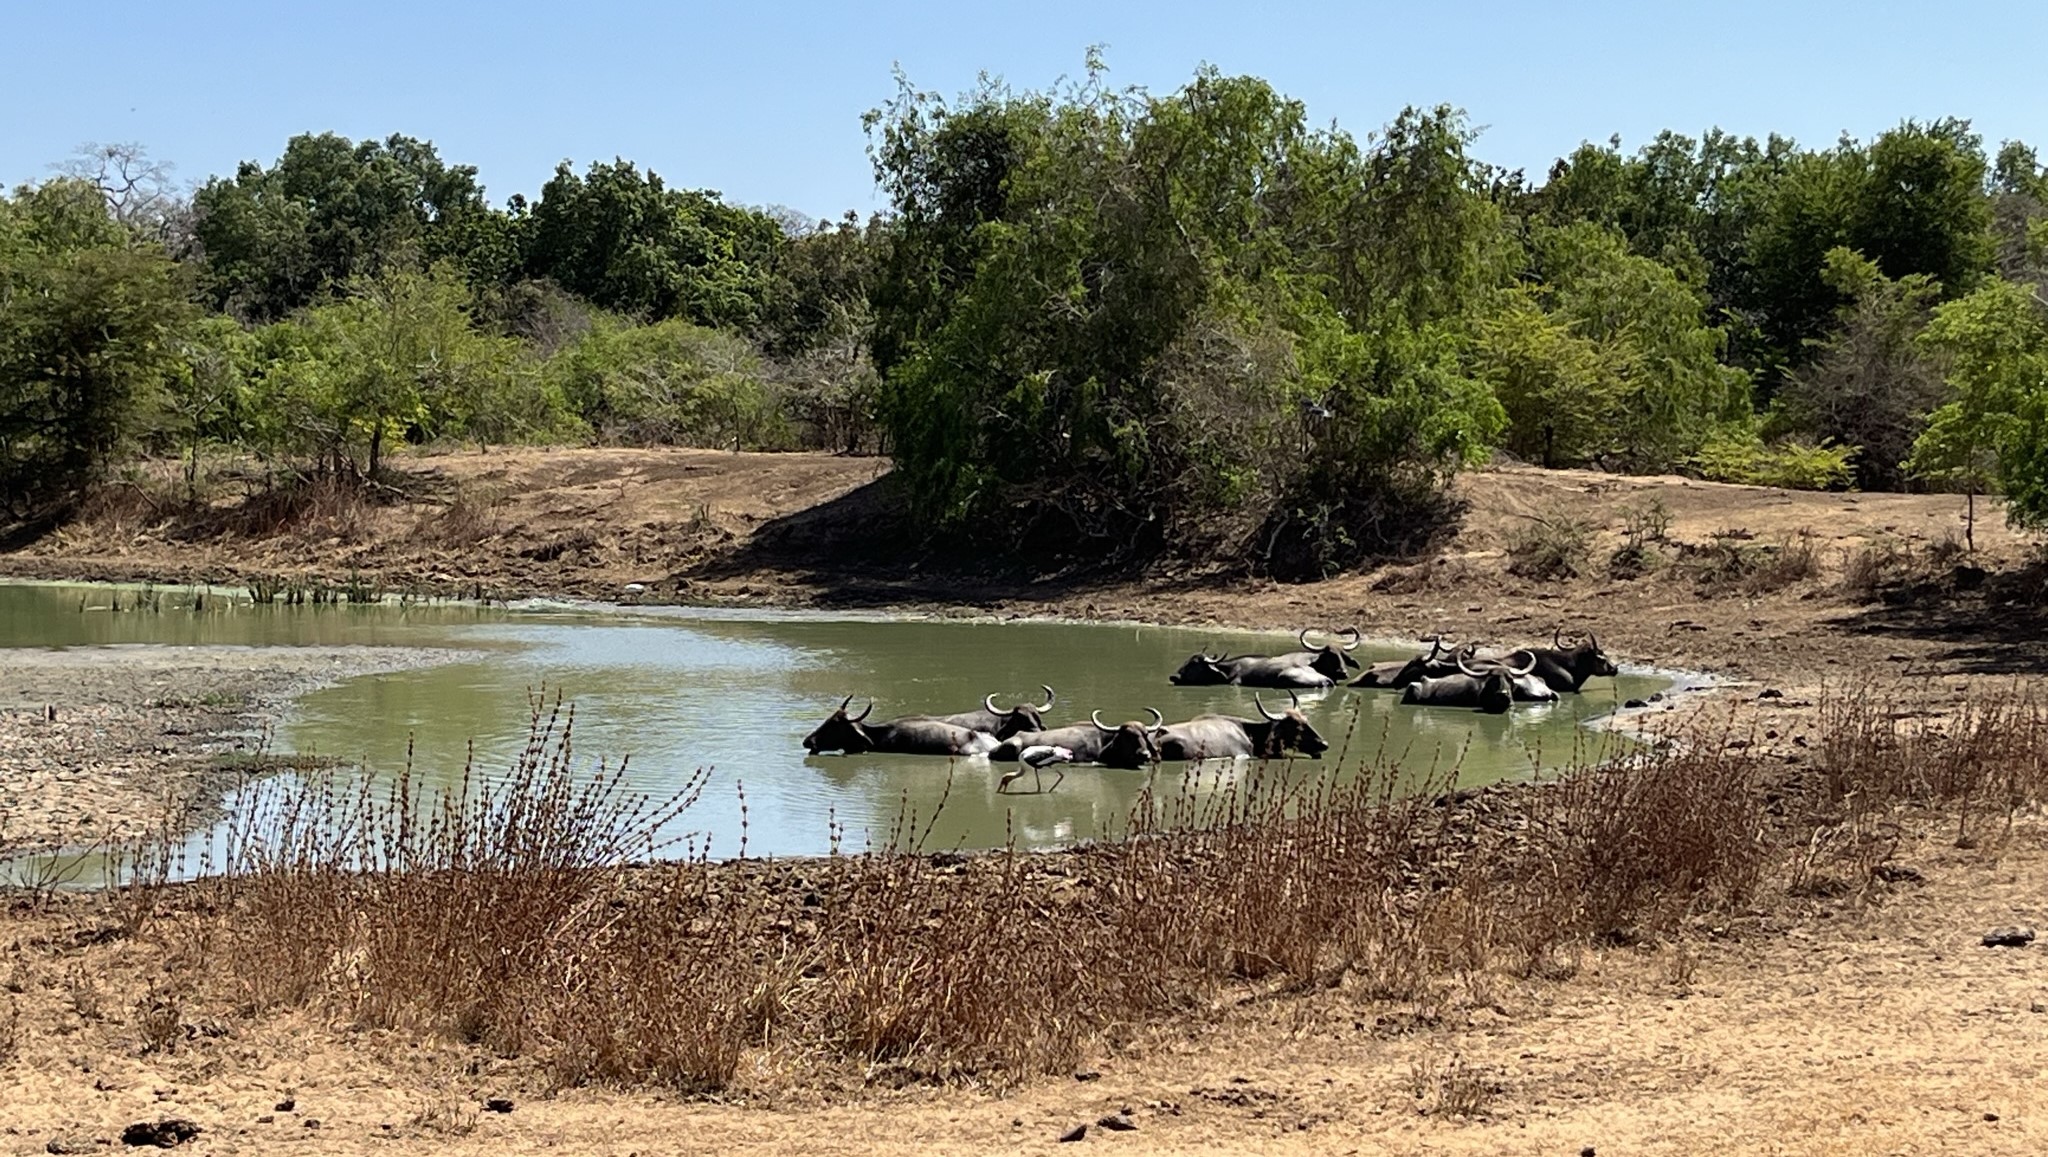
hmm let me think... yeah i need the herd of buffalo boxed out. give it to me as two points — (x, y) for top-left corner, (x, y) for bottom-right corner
(801, 628), (1620, 785)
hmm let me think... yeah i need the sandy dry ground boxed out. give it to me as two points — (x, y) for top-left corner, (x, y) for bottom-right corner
(2, 820), (2044, 1155)
(4, 449), (2048, 1154)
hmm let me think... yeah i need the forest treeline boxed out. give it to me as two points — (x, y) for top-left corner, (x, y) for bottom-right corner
(3, 61), (2045, 574)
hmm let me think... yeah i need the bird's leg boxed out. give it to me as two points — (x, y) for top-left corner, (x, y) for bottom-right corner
(1046, 766), (1065, 794)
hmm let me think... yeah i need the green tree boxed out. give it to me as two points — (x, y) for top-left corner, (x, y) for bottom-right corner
(1907, 278), (2048, 542)
(238, 265), (541, 476)
(0, 178), (193, 512)
(1526, 223), (1750, 470)
(1470, 288), (1619, 467)
(1775, 248), (1944, 490)
(521, 160), (783, 329)
(193, 133), (498, 319)
(546, 316), (785, 450)
(867, 62), (1505, 572)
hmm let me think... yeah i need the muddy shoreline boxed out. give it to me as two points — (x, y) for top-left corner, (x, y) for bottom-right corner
(0, 643), (480, 856)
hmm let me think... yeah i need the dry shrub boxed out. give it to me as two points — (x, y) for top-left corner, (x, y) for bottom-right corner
(1814, 682), (2048, 838)
(1506, 515), (1592, 580)
(1409, 1050), (1495, 1118)
(149, 696), (1858, 1095)
(195, 696), (729, 1087)
(416, 487), (504, 547)
(1839, 539), (1908, 600)
(227, 474), (381, 541)
(1678, 530), (1822, 596)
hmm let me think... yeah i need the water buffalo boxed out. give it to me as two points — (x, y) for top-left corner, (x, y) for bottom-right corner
(802, 697), (998, 756)
(1398, 653), (1538, 714)
(990, 708), (1165, 767)
(1092, 710), (1166, 770)
(1155, 692), (1332, 761)
(930, 686), (1058, 740)
(1517, 629), (1619, 693)
(1350, 636), (1460, 689)
(1169, 627), (1364, 688)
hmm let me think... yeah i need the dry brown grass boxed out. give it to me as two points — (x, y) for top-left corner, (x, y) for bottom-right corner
(89, 702), (1807, 1096)
(57, 685), (2048, 1102)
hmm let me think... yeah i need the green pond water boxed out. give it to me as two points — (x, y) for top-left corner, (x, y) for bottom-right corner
(1, 581), (1672, 864)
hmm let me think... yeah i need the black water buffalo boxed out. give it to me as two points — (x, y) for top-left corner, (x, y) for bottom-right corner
(930, 686), (1058, 740)
(1169, 627), (1364, 688)
(1091, 710), (1166, 769)
(990, 709), (1164, 767)
(1350, 636), (1460, 689)
(1155, 693), (1332, 761)
(1398, 653), (1538, 714)
(802, 697), (998, 756)
(1516, 629), (1619, 693)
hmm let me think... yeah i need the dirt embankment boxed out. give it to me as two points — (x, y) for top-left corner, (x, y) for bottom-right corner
(7, 446), (2038, 690)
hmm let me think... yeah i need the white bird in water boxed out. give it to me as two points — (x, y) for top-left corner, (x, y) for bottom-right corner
(999, 744), (1076, 794)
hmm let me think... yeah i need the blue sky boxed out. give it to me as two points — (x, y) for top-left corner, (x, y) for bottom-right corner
(5, 0), (2043, 220)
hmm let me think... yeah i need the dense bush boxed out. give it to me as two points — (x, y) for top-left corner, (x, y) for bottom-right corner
(0, 179), (193, 512)
(865, 65), (1503, 573)
(548, 317), (790, 450)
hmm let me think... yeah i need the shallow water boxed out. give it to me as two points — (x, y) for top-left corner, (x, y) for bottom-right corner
(1, 581), (1670, 861)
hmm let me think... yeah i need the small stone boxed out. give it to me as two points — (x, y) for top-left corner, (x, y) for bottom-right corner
(1985, 1112), (2000, 1122)
(1757, 688), (1783, 700)
(1058, 1123), (1088, 1142)
(1073, 1069), (1101, 1082)
(1982, 927), (2036, 948)
(1097, 1114), (1138, 1132)
(274, 1099), (295, 1113)
(119, 1119), (203, 1148)
(255, 1116), (273, 1125)
(302, 1120), (321, 1130)
(1581, 1148), (1597, 1157)
(1624, 698), (1647, 709)
(483, 1098), (514, 1114)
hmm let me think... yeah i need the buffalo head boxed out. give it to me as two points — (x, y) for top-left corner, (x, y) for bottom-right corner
(803, 696), (875, 754)
(981, 685), (1057, 738)
(1299, 627), (1364, 680)
(1169, 652), (1232, 686)
(1253, 691), (1330, 759)
(1458, 651), (1535, 715)
(1555, 627), (1618, 684)
(1093, 708), (1166, 769)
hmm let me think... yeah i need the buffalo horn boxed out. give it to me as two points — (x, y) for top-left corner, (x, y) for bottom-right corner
(1509, 649), (1538, 677)
(1298, 627), (1317, 650)
(853, 699), (874, 722)
(1340, 626), (1362, 651)
(1554, 625), (1564, 650)
(1038, 684), (1056, 711)
(1146, 707), (1165, 734)
(984, 692), (1003, 715)
(1255, 693), (1284, 721)
(837, 694), (853, 712)
(1091, 710), (1116, 734)
(1457, 653), (1484, 679)
(1588, 630), (1599, 653)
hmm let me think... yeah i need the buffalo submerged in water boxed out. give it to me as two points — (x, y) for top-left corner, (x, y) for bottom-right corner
(1153, 692), (1332, 761)
(801, 697), (998, 756)
(1169, 628), (1365, 688)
